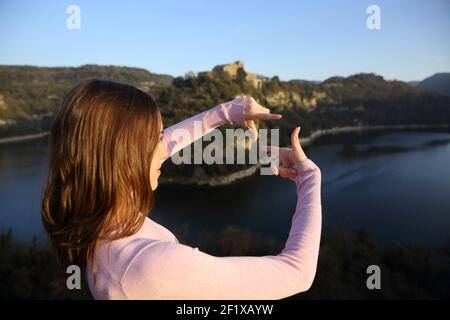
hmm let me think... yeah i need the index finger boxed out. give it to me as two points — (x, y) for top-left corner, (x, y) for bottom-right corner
(247, 113), (283, 121)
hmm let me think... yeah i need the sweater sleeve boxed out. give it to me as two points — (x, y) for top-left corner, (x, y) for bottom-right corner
(161, 99), (246, 158)
(121, 159), (322, 300)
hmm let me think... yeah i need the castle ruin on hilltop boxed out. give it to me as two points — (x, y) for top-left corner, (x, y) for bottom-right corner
(198, 60), (265, 90)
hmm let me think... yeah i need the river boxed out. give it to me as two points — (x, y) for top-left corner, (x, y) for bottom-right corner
(1, 129), (449, 247)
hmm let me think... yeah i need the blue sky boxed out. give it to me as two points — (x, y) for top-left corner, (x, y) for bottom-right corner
(0, 0), (449, 81)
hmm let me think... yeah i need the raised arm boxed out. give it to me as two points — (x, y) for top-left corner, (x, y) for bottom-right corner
(121, 157), (322, 299)
(161, 98), (246, 158)
(161, 96), (282, 158)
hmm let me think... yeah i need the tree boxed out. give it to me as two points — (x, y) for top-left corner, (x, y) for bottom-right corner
(236, 67), (247, 88)
(184, 71), (196, 79)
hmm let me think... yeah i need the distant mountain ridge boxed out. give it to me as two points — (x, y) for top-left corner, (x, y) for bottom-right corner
(288, 79), (321, 84)
(415, 73), (450, 96)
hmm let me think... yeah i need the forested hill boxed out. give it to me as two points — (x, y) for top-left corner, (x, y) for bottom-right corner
(0, 64), (173, 134)
(158, 71), (450, 145)
(1, 64), (450, 141)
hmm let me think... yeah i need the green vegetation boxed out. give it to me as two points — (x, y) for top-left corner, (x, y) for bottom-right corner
(0, 231), (91, 299)
(1, 228), (449, 299)
(2, 65), (449, 138)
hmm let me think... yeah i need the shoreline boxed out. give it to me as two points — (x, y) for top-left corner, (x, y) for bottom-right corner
(0, 131), (50, 145)
(159, 164), (262, 187)
(1, 123), (449, 186)
(299, 123), (450, 147)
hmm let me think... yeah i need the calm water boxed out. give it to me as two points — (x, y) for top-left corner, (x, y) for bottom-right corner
(1, 129), (450, 247)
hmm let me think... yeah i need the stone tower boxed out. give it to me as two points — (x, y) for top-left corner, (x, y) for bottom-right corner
(198, 60), (263, 90)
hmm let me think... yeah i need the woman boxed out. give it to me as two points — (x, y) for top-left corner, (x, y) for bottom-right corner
(42, 79), (322, 300)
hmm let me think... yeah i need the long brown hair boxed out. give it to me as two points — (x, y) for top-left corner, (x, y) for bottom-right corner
(42, 79), (161, 277)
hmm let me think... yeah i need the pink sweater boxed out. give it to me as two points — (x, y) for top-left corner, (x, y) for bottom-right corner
(86, 101), (322, 299)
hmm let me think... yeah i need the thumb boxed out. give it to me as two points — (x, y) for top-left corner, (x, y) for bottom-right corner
(290, 127), (302, 158)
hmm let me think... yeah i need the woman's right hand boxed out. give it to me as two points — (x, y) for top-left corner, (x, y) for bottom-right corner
(263, 127), (308, 179)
